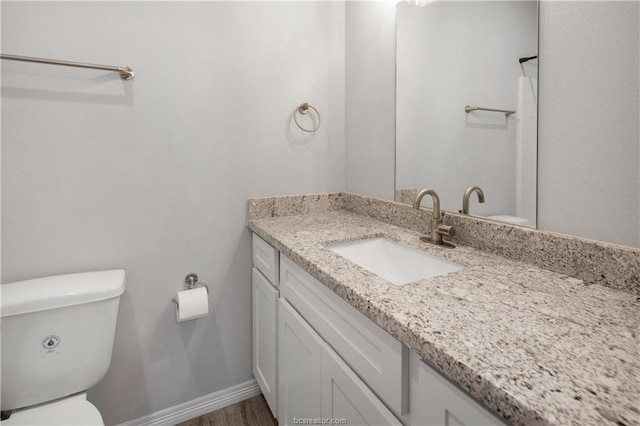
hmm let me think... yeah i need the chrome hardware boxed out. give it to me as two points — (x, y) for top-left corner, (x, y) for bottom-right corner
(464, 105), (515, 117)
(171, 273), (209, 304)
(437, 224), (455, 238)
(118, 67), (135, 80)
(185, 273), (199, 289)
(414, 189), (455, 248)
(461, 186), (485, 214)
(294, 102), (322, 132)
(413, 189), (440, 217)
(519, 55), (537, 64)
(0, 53), (135, 80)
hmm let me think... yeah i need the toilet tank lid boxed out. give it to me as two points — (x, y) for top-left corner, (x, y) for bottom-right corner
(1, 270), (126, 317)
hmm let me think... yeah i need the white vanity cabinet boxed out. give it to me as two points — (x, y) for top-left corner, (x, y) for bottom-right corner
(279, 298), (401, 426)
(277, 299), (323, 424)
(409, 352), (507, 426)
(280, 255), (408, 417)
(321, 341), (403, 426)
(251, 232), (506, 426)
(251, 234), (280, 418)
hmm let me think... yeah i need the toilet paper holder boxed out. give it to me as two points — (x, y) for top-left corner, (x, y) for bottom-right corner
(171, 273), (209, 304)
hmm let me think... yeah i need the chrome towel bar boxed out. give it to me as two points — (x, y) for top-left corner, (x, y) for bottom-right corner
(464, 105), (515, 117)
(1, 53), (134, 80)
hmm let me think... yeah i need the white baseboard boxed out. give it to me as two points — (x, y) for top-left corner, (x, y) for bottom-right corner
(116, 379), (261, 426)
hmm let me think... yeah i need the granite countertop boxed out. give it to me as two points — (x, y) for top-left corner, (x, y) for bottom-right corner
(248, 210), (640, 426)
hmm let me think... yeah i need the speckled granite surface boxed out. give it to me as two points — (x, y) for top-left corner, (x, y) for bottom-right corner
(248, 195), (640, 426)
(248, 193), (342, 220)
(394, 188), (418, 205)
(340, 193), (640, 296)
(445, 213), (640, 296)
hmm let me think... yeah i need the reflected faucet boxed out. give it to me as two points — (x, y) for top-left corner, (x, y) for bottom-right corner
(461, 186), (485, 215)
(413, 189), (455, 248)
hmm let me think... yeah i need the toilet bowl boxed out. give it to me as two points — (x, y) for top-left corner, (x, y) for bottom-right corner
(486, 214), (530, 226)
(2, 393), (103, 426)
(0, 270), (126, 425)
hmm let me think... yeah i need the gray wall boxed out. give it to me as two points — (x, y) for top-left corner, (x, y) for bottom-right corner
(537, 1), (639, 247)
(1, 2), (345, 424)
(345, 1), (396, 200)
(2, 2), (638, 424)
(345, 1), (639, 247)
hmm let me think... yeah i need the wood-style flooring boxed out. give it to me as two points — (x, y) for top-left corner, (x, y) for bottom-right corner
(176, 395), (277, 426)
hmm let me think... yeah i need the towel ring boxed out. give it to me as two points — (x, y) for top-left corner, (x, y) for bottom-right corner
(294, 102), (321, 133)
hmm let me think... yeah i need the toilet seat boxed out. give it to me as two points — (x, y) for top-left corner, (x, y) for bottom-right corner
(2, 393), (103, 425)
(486, 214), (530, 226)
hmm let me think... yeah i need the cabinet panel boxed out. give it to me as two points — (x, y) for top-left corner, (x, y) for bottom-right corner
(281, 255), (408, 416)
(322, 344), (402, 426)
(409, 352), (506, 426)
(252, 268), (279, 418)
(253, 233), (279, 285)
(278, 299), (322, 426)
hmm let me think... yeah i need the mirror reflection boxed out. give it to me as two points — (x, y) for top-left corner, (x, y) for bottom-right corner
(395, 1), (538, 227)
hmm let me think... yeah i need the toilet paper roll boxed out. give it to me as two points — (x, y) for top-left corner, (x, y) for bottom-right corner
(175, 286), (209, 322)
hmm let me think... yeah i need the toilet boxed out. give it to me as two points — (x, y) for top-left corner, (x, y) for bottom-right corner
(486, 214), (530, 227)
(1, 270), (126, 425)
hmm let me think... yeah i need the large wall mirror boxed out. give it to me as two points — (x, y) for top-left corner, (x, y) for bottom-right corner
(395, 0), (640, 248)
(396, 0), (539, 227)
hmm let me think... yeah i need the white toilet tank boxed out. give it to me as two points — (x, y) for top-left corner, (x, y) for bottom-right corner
(0, 270), (126, 412)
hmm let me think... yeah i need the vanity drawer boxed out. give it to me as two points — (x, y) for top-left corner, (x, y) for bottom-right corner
(280, 254), (408, 417)
(252, 233), (279, 285)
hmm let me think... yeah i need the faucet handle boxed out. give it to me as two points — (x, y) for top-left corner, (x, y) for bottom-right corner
(437, 224), (455, 238)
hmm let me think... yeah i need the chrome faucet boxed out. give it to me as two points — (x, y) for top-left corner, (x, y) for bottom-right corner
(461, 185), (485, 214)
(413, 189), (455, 247)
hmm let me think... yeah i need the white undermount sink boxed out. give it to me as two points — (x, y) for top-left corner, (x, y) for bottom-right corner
(327, 238), (463, 286)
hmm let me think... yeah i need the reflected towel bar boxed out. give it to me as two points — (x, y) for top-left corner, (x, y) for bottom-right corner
(519, 55), (537, 64)
(0, 53), (134, 80)
(464, 105), (515, 117)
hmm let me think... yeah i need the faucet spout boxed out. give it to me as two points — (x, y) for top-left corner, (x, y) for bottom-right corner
(413, 188), (441, 219)
(414, 189), (454, 247)
(462, 185), (485, 215)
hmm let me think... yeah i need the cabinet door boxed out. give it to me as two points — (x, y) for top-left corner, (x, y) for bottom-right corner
(322, 346), (402, 426)
(281, 255), (408, 416)
(252, 268), (279, 418)
(278, 299), (322, 426)
(409, 352), (506, 426)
